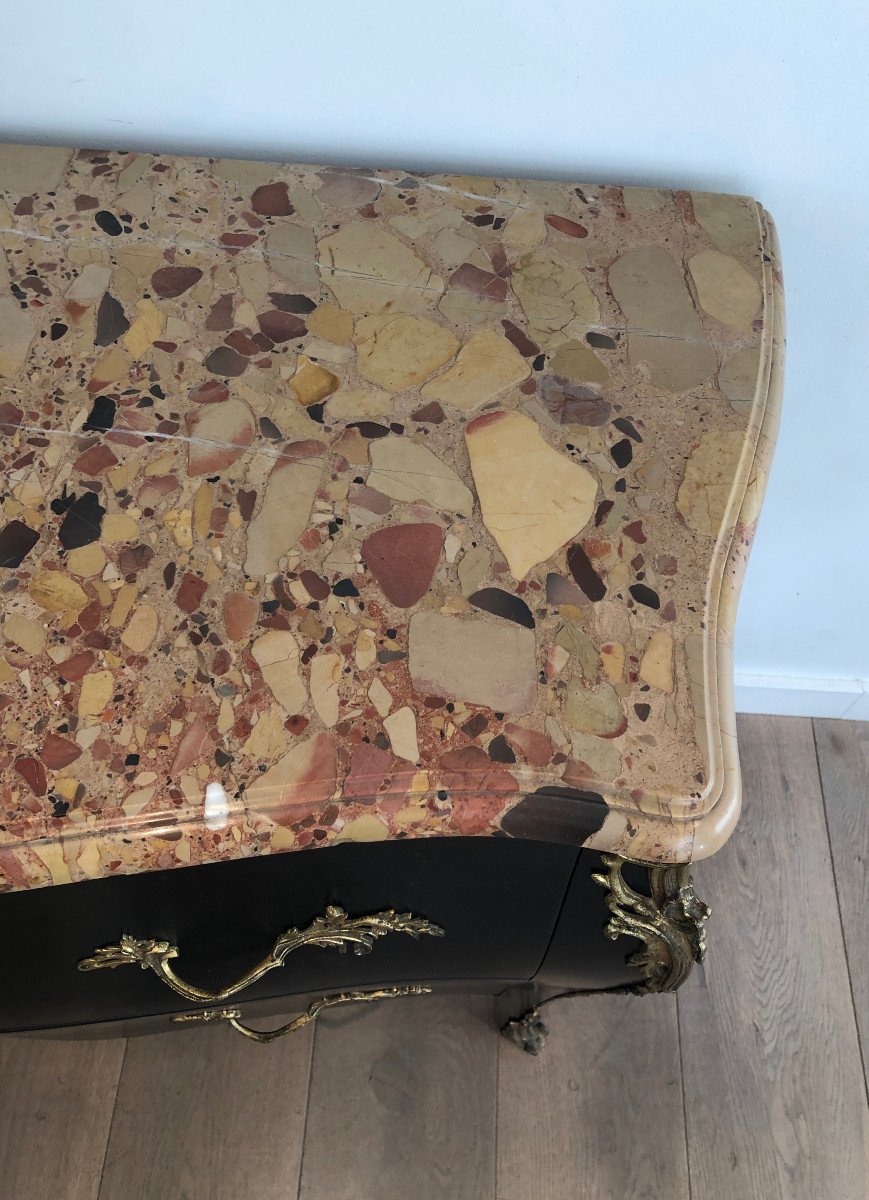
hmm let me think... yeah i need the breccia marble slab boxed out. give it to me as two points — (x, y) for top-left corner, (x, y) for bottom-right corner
(0, 145), (783, 891)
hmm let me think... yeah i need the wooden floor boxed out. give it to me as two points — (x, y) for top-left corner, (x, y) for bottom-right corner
(1, 715), (867, 1199)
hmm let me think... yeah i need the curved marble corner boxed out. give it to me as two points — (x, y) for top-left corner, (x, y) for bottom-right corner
(0, 149), (783, 890)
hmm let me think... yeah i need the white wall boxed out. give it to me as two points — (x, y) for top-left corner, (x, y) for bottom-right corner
(2, 0), (868, 716)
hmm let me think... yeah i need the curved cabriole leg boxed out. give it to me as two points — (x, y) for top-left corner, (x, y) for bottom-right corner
(501, 853), (711, 1053)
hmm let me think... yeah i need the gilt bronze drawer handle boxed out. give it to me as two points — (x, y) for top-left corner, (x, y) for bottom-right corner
(77, 905), (444, 1004)
(171, 985), (431, 1043)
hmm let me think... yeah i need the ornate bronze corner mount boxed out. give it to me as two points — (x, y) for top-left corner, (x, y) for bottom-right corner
(78, 905), (443, 1004)
(593, 852), (710, 994)
(501, 853), (710, 1053)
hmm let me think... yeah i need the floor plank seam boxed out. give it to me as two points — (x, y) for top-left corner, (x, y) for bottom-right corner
(295, 1015), (318, 1200)
(811, 719), (869, 1110)
(94, 1038), (128, 1200)
(675, 994), (695, 1200)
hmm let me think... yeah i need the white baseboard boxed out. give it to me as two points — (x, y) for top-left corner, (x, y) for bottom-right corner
(734, 673), (869, 720)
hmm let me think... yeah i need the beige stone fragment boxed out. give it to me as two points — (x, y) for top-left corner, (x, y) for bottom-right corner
(564, 679), (627, 738)
(502, 206), (547, 254)
(465, 410), (596, 579)
(289, 357), (340, 406)
(639, 629), (674, 692)
(624, 188), (668, 213)
(689, 250), (761, 332)
(511, 250), (599, 348)
(409, 611), (537, 715)
(328, 387), (394, 420)
(66, 262), (112, 305)
(4, 613), (46, 656)
(121, 604), (159, 653)
(310, 651), (342, 727)
(355, 628), (377, 670)
(420, 329), (530, 411)
(242, 705), (288, 762)
(569, 732), (622, 780)
(306, 303), (354, 344)
(368, 435), (472, 515)
(0, 144), (70, 193)
(354, 314), (459, 391)
(676, 430), (745, 535)
(691, 193), (758, 253)
(0, 297), (35, 378)
(384, 706), (419, 762)
(719, 346), (762, 414)
(78, 670), (114, 717)
(67, 545), (106, 577)
(193, 482), (213, 541)
(123, 299), (164, 358)
(89, 346), (130, 389)
(252, 630), (306, 715)
(554, 623), (599, 682)
(318, 221), (444, 313)
(548, 340), (610, 387)
(245, 449), (324, 576)
(609, 246), (717, 392)
(367, 676), (393, 717)
(266, 222), (319, 291)
(457, 544), (491, 595)
(28, 570), (87, 613)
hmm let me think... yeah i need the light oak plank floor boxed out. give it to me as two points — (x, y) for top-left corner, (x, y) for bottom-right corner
(1, 715), (867, 1200)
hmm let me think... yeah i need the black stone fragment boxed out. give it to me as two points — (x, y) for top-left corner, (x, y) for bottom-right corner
(488, 734), (516, 763)
(95, 210), (123, 236)
(586, 331), (617, 349)
(82, 395), (117, 433)
(566, 543), (607, 602)
(57, 491), (106, 550)
(348, 422), (390, 438)
(259, 417), (283, 441)
(268, 293), (316, 314)
(500, 785), (607, 844)
(634, 703), (651, 721)
(613, 416), (642, 443)
(629, 583), (660, 609)
(94, 293), (129, 346)
(50, 321), (68, 341)
(469, 587), (535, 629)
(610, 438), (633, 468)
(332, 578), (359, 597)
(307, 403), (326, 424)
(378, 649), (406, 663)
(0, 520), (39, 567)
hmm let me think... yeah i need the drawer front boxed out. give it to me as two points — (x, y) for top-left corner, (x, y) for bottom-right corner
(0, 837), (578, 1032)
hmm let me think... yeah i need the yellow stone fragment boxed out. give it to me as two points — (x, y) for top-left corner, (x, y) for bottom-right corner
(123, 298), (165, 358)
(289, 357), (340, 406)
(338, 814), (388, 843)
(109, 583), (138, 628)
(306, 303), (354, 344)
(67, 544), (106, 577)
(78, 670), (114, 717)
(193, 482), (213, 540)
(639, 630), (674, 693)
(28, 570), (88, 613)
(101, 513), (139, 541)
(121, 604), (160, 653)
(4, 613), (46, 656)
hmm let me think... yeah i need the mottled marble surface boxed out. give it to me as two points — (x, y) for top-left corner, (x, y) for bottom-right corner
(0, 144), (783, 891)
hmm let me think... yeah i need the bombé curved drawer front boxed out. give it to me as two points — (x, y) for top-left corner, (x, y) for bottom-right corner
(0, 836), (578, 1032)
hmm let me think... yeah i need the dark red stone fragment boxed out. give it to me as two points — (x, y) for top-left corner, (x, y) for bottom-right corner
(567, 544), (607, 602)
(251, 182), (292, 216)
(176, 572), (208, 613)
(151, 266), (203, 298)
(361, 523), (443, 608)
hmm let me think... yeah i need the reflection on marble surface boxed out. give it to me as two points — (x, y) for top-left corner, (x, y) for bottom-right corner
(0, 145), (783, 890)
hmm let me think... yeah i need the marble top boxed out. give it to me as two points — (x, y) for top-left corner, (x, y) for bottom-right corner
(0, 144), (783, 892)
